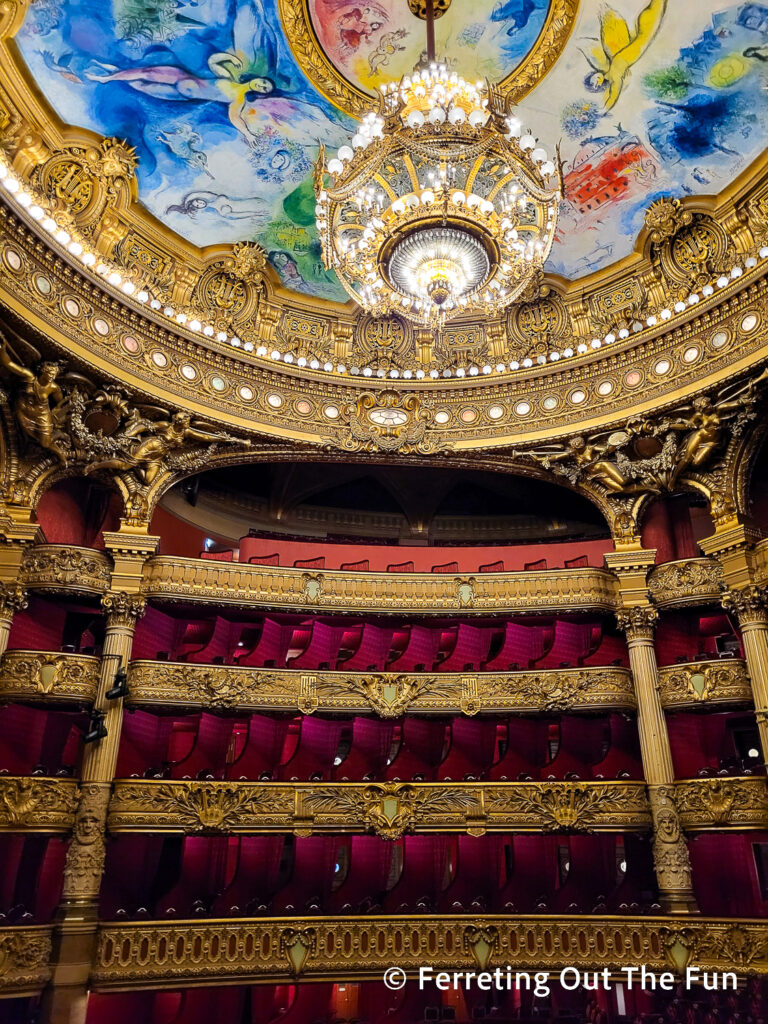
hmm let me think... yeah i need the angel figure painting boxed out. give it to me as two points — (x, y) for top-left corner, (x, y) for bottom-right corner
(17, 0), (352, 299)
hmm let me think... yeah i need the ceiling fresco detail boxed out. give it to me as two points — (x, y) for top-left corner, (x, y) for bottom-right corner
(15, 0), (768, 300)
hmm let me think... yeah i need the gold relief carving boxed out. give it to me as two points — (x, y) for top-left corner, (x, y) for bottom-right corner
(0, 650), (100, 701)
(116, 232), (172, 282)
(300, 571), (324, 604)
(0, 582), (27, 617)
(0, 776), (78, 830)
(670, 222), (726, 279)
(143, 556), (618, 615)
(0, 927), (52, 995)
(128, 661), (635, 715)
(281, 311), (326, 342)
(35, 139), (136, 232)
(456, 576), (475, 608)
(508, 294), (570, 356)
(616, 606), (658, 641)
(658, 659), (751, 709)
(722, 585), (768, 625)
(355, 313), (413, 364)
(280, 927), (317, 976)
(21, 545), (111, 595)
(92, 915), (768, 989)
(331, 390), (454, 456)
(648, 786), (693, 894)
(645, 198), (693, 245)
(198, 269), (248, 317)
(101, 591), (146, 626)
(589, 278), (647, 331)
(648, 558), (724, 607)
(108, 780), (649, 836)
(675, 778), (768, 830)
(62, 783), (110, 900)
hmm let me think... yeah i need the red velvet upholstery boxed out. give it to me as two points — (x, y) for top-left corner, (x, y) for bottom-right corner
(200, 549), (233, 560)
(334, 717), (394, 780)
(170, 713), (234, 780)
(689, 833), (768, 917)
(535, 620), (596, 668)
(431, 561), (459, 573)
(440, 834), (503, 911)
(498, 835), (560, 912)
(327, 835), (394, 913)
(272, 836), (342, 913)
(340, 559), (369, 571)
(437, 623), (493, 672)
(388, 625), (440, 671)
(437, 718), (496, 780)
(385, 835), (449, 912)
(227, 715), (291, 780)
(478, 560), (504, 572)
(293, 557), (325, 569)
(488, 719), (551, 781)
(212, 836), (285, 915)
(154, 836), (231, 917)
(483, 621), (552, 670)
(236, 618), (295, 668)
(338, 623), (394, 671)
(288, 622), (343, 670)
(248, 552), (280, 565)
(386, 718), (448, 781)
(116, 710), (173, 778)
(279, 716), (344, 780)
(0, 835), (67, 922)
(99, 835), (165, 918)
(0, 706), (84, 776)
(387, 560), (415, 572)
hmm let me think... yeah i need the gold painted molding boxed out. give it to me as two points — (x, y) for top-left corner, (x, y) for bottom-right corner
(675, 777), (768, 831)
(0, 926), (52, 996)
(658, 659), (752, 710)
(0, 776), (78, 831)
(0, 649), (100, 703)
(127, 661), (636, 715)
(91, 916), (768, 988)
(648, 558), (724, 609)
(143, 556), (618, 615)
(107, 780), (651, 838)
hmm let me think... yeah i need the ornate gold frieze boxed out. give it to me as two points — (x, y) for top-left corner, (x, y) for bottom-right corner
(1, 196), (768, 453)
(143, 556), (618, 615)
(0, 776), (78, 831)
(108, 780), (650, 837)
(127, 661), (635, 716)
(91, 916), (768, 988)
(0, 926), (52, 995)
(0, 649), (100, 702)
(648, 558), (724, 608)
(20, 544), (110, 595)
(658, 659), (751, 710)
(675, 778), (768, 831)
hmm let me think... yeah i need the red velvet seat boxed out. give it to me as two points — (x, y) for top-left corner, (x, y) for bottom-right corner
(338, 623), (393, 671)
(293, 556), (325, 569)
(497, 835), (560, 912)
(248, 552), (280, 566)
(235, 618), (295, 668)
(272, 836), (343, 914)
(543, 716), (609, 780)
(478, 560), (504, 572)
(439, 835), (502, 912)
(437, 718), (497, 780)
(0, 706), (83, 776)
(535, 620), (596, 669)
(340, 559), (369, 571)
(387, 561), (415, 572)
(483, 621), (552, 671)
(170, 713), (234, 780)
(99, 834), (165, 918)
(388, 625), (440, 671)
(565, 554), (589, 568)
(431, 561), (458, 573)
(386, 718), (448, 781)
(279, 716), (344, 780)
(438, 623), (493, 672)
(326, 835), (394, 913)
(334, 717), (394, 781)
(154, 835), (230, 917)
(116, 710), (173, 778)
(211, 836), (285, 915)
(226, 714), (290, 780)
(184, 616), (240, 664)
(288, 621), (344, 670)
(592, 715), (644, 780)
(525, 558), (547, 570)
(689, 833), (768, 917)
(550, 836), (618, 914)
(384, 835), (449, 912)
(488, 719), (551, 781)
(200, 548), (233, 561)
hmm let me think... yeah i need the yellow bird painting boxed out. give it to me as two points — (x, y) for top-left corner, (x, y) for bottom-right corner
(582, 0), (668, 109)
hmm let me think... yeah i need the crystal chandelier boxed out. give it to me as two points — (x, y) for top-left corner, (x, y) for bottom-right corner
(314, 8), (561, 328)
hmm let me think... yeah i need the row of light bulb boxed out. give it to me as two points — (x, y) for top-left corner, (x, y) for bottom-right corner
(2, 162), (766, 381)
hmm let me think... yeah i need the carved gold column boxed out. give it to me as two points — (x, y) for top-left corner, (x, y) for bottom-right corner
(607, 551), (698, 915)
(0, 516), (41, 657)
(41, 533), (156, 1024)
(701, 525), (768, 761)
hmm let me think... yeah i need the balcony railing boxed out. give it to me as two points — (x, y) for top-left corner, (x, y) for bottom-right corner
(0, 650), (101, 703)
(0, 777), (79, 832)
(0, 926), (52, 995)
(128, 661), (636, 715)
(107, 780), (651, 836)
(91, 915), (768, 988)
(657, 658), (752, 709)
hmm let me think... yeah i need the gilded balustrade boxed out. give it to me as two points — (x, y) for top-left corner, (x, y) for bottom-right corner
(647, 558), (725, 609)
(127, 661), (636, 715)
(0, 650), (101, 703)
(143, 556), (618, 615)
(91, 916), (768, 988)
(107, 780), (651, 837)
(20, 545), (111, 596)
(657, 658), (752, 709)
(675, 777), (768, 830)
(0, 777), (79, 831)
(0, 926), (52, 996)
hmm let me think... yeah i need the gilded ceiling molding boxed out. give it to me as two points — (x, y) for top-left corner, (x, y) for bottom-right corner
(0, 776), (78, 831)
(0, 926), (52, 996)
(1, 199), (768, 455)
(277, 0), (578, 118)
(143, 555), (618, 615)
(0, 650), (100, 703)
(107, 779), (651, 837)
(657, 659), (752, 711)
(92, 916), (768, 988)
(127, 660), (636, 716)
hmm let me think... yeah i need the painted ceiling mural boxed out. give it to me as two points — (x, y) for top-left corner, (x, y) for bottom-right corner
(15, 0), (768, 300)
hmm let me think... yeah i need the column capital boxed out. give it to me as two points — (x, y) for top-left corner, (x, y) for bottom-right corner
(101, 591), (146, 626)
(700, 524), (763, 592)
(616, 605), (658, 641)
(102, 531), (160, 594)
(721, 584), (768, 626)
(0, 581), (27, 618)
